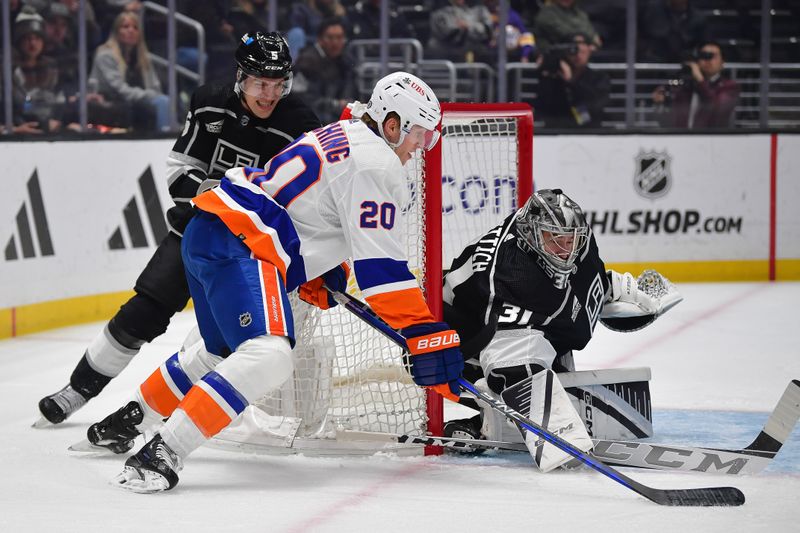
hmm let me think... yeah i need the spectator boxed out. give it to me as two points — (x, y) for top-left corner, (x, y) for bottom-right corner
(294, 18), (355, 124)
(89, 11), (171, 132)
(482, 0), (536, 63)
(534, 33), (609, 128)
(55, 0), (102, 47)
(348, 0), (417, 40)
(638, 0), (708, 62)
(428, 0), (493, 63)
(94, 0), (142, 35)
(12, 7), (65, 134)
(533, 0), (601, 53)
(652, 41), (740, 129)
(287, 0), (348, 60)
(43, 3), (78, 94)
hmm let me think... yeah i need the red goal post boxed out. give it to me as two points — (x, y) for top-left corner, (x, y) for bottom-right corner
(422, 103), (534, 453)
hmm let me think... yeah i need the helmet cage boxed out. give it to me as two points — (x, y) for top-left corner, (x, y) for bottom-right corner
(516, 190), (588, 274)
(365, 72), (441, 150)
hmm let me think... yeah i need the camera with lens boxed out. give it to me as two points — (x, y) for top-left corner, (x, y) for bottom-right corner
(540, 42), (579, 75)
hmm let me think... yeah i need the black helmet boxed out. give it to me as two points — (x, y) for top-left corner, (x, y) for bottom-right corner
(235, 32), (292, 79)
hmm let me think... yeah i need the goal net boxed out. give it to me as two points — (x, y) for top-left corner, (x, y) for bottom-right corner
(210, 103), (533, 455)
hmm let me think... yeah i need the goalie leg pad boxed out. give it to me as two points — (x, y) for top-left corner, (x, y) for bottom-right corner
(559, 368), (653, 440)
(475, 378), (526, 444)
(501, 368), (593, 472)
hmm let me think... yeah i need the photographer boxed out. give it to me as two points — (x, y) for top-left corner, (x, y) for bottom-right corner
(534, 33), (609, 128)
(652, 41), (740, 129)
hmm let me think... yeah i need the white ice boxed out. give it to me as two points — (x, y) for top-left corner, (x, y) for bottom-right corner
(1, 282), (798, 532)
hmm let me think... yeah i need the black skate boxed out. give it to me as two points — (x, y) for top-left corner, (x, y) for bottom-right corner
(443, 414), (485, 455)
(86, 401), (144, 454)
(113, 434), (183, 493)
(35, 384), (88, 426)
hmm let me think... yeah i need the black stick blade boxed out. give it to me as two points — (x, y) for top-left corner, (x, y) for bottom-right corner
(645, 487), (745, 507)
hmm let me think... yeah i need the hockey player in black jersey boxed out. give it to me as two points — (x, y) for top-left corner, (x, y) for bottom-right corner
(442, 189), (681, 471)
(36, 32), (321, 426)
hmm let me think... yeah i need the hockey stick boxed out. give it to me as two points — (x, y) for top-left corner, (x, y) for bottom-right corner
(329, 288), (745, 506)
(453, 379), (799, 476)
(341, 378), (799, 476)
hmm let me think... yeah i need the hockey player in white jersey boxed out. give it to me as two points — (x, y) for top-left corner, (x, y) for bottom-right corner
(86, 72), (464, 493)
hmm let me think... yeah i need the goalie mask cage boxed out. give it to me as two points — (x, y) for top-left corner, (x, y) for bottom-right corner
(211, 103), (533, 456)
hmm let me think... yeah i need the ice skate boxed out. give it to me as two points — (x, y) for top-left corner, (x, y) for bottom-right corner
(112, 434), (183, 493)
(443, 414), (485, 455)
(83, 401), (144, 454)
(34, 384), (88, 427)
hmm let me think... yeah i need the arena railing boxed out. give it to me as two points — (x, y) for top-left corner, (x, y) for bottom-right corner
(506, 62), (800, 130)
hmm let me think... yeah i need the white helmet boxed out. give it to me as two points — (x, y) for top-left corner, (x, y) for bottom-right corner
(364, 71), (441, 150)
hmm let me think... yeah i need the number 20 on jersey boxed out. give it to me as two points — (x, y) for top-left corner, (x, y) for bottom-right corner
(360, 201), (396, 229)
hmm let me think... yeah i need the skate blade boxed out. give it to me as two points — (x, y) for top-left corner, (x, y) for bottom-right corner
(32, 417), (54, 429)
(68, 438), (114, 454)
(111, 466), (170, 494)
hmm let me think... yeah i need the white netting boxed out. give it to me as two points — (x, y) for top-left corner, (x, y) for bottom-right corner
(211, 109), (529, 455)
(440, 116), (523, 268)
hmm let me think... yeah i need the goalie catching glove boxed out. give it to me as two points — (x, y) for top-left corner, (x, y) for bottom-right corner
(606, 270), (659, 315)
(601, 269), (683, 331)
(401, 322), (464, 402)
(299, 262), (350, 309)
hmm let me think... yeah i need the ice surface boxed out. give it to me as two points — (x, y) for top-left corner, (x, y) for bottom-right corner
(1, 282), (798, 532)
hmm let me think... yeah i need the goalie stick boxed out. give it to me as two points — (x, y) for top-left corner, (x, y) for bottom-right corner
(341, 376), (799, 475)
(329, 288), (745, 507)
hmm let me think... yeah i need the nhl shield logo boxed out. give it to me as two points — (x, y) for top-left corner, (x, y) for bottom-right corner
(239, 312), (253, 327)
(634, 150), (672, 199)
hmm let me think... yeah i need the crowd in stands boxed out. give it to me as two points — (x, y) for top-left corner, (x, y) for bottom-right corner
(3, 0), (799, 136)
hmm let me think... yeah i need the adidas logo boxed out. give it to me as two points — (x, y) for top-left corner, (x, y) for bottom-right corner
(108, 167), (168, 250)
(4, 170), (54, 261)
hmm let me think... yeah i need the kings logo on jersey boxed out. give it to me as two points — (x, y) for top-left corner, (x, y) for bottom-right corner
(585, 273), (605, 330)
(210, 140), (260, 174)
(633, 149), (672, 199)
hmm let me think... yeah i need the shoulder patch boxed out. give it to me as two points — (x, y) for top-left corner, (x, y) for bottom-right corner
(205, 120), (223, 134)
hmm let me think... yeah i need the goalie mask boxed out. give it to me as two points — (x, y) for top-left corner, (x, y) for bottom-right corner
(235, 32), (293, 98)
(516, 189), (588, 276)
(364, 72), (441, 151)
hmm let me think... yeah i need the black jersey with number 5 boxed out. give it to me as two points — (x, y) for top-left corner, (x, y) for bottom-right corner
(165, 82), (321, 235)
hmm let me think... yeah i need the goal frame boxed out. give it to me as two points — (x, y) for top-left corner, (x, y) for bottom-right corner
(421, 102), (534, 454)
